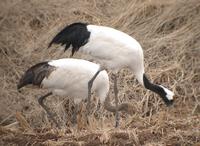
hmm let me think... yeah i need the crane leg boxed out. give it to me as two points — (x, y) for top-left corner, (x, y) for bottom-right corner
(87, 67), (104, 116)
(96, 99), (101, 114)
(72, 103), (79, 126)
(97, 101), (104, 129)
(93, 99), (101, 119)
(37, 92), (61, 128)
(113, 74), (119, 128)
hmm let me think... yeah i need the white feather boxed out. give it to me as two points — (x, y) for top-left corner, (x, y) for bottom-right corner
(49, 23), (174, 105)
(159, 85), (174, 100)
(42, 58), (109, 104)
(80, 25), (145, 82)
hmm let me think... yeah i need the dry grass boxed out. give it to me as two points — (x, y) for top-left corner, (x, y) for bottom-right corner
(0, 0), (199, 145)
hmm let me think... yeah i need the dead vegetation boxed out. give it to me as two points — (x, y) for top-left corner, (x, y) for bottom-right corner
(0, 0), (199, 145)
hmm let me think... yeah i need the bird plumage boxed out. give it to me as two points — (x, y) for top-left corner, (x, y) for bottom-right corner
(18, 58), (109, 104)
(18, 58), (135, 128)
(48, 22), (90, 56)
(17, 61), (55, 89)
(48, 23), (144, 83)
(48, 23), (143, 71)
(48, 22), (174, 106)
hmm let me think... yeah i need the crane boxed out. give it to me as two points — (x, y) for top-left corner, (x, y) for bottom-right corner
(17, 58), (118, 128)
(48, 22), (174, 127)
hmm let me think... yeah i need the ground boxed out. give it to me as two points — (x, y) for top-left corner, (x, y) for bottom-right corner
(0, 0), (199, 145)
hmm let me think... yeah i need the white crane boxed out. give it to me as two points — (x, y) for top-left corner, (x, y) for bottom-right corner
(17, 58), (116, 128)
(48, 22), (174, 127)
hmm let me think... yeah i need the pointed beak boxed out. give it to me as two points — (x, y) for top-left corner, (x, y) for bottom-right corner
(17, 81), (23, 93)
(17, 85), (21, 93)
(165, 99), (174, 107)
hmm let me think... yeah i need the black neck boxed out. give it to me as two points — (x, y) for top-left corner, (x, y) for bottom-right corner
(143, 74), (173, 106)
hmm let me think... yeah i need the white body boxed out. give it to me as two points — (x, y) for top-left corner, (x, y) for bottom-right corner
(42, 58), (109, 104)
(80, 25), (145, 85)
(52, 24), (173, 102)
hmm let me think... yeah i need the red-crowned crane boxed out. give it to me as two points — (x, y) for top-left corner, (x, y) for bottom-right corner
(17, 58), (112, 128)
(48, 22), (174, 127)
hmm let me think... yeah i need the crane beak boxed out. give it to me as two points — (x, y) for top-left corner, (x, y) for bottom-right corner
(17, 84), (22, 93)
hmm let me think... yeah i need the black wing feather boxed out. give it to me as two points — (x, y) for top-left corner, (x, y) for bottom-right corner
(48, 22), (91, 56)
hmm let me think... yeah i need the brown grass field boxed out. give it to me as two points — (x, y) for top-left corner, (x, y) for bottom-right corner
(0, 0), (200, 145)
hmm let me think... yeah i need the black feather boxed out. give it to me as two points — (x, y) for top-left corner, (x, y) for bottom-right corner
(48, 22), (91, 56)
(143, 74), (173, 106)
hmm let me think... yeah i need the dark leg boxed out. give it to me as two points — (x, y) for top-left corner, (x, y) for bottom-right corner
(72, 103), (79, 126)
(37, 92), (60, 128)
(113, 74), (119, 128)
(96, 100), (101, 114)
(94, 99), (101, 119)
(97, 101), (104, 128)
(86, 67), (104, 115)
